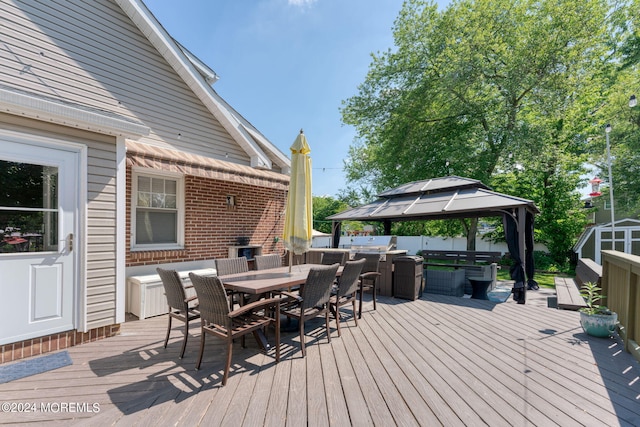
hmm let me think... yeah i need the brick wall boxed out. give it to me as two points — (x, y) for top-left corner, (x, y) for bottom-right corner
(0, 324), (121, 364)
(127, 168), (287, 267)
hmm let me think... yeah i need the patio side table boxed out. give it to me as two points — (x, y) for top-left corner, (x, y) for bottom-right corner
(467, 276), (492, 300)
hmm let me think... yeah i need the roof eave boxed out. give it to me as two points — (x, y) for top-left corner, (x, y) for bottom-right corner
(174, 40), (220, 85)
(0, 86), (149, 138)
(329, 207), (536, 222)
(116, 0), (288, 172)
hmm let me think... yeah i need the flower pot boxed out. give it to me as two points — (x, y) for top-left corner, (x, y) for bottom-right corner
(579, 311), (618, 338)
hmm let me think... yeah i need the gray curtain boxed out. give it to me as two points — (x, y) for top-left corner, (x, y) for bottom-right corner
(504, 210), (537, 304)
(331, 221), (341, 248)
(525, 212), (538, 290)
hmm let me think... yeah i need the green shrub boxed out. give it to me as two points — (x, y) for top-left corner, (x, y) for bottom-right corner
(500, 251), (571, 274)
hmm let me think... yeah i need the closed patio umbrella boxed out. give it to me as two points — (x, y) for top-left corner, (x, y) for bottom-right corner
(283, 130), (313, 271)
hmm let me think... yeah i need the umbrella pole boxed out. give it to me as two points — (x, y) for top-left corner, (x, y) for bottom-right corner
(289, 251), (292, 273)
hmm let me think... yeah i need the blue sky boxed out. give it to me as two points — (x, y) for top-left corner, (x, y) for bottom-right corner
(144, 0), (447, 197)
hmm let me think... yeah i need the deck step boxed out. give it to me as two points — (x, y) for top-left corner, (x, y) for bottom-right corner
(554, 277), (587, 310)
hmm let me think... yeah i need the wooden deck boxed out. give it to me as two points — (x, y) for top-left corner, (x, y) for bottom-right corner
(2, 289), (640, 426)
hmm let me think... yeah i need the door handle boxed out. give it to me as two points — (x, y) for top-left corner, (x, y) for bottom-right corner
(65, 233), (73, 252)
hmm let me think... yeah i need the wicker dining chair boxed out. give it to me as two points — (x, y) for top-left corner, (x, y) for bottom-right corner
(254, 254), (282, 270)
(156, 268), (200, 359)
(215, 256), (250, 306)
(320, 251), (346, 266)
(278, 263), (340, 357)
(188, 272), (281, 386)
(329, 258), (365, 336)
(215, 256), (249, 276)
(353, 253), (382, 319)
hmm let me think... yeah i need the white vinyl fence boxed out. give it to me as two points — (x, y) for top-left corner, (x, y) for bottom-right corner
(312, 235), (548, 255)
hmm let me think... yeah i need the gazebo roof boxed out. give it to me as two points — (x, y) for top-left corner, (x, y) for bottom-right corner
(328, 176), (539, 222)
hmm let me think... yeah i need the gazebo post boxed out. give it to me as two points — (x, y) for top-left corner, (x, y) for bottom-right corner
(383, 220), (392, 235)
(331, 221), (341, 248)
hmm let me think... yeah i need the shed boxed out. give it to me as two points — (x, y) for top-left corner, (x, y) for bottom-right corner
(573, 218), (640, 264)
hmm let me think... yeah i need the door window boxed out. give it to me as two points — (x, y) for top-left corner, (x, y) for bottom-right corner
(0, 160), (58, 253)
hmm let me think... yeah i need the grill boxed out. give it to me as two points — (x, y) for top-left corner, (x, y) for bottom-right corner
(349, 236), (397, 261)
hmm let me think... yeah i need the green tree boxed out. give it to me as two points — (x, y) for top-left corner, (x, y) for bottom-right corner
(312, 196), (350, 234)
(341, 0), (628, 262)
(620, 0), (640, 70)
(587, 30), (640, 219)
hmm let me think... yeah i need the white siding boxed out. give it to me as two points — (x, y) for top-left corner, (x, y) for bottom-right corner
(86, 139), (118, 329)
(0, 0), (250, 164)
(0, 113), (118, 329)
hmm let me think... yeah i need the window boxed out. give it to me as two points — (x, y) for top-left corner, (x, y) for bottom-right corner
(132, 170), (184, 249)
(604, 200), (611, 210)
(0, 160), (58, 253)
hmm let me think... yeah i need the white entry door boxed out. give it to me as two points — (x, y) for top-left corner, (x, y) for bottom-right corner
(0, 137), (79, 345)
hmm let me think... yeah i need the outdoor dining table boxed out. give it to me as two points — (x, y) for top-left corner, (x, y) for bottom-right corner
(218, 263), (343, 296)
(218, 263), (344, 341)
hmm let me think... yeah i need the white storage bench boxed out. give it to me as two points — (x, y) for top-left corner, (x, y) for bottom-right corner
(126, 268), (216, 319)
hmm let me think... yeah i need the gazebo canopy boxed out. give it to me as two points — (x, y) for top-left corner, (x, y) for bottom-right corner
(327, 176), (540, 304)
(327, 176), (539, 222)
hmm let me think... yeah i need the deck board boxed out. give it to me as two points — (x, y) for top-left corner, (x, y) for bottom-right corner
(401, 298), (581, 426)
(418, 296), (631, 426)
(348, 312), (420, 427)
(335, 318), (396, 425)
(241, 352), (277, 427)
(356, 313), (441, 426)
(285, 350), (307, 426)
(263, 359), (290, 427)
(1, 288), (640, 426)
(318, 339), (350, 426)
(306, 339), (330, 427)
(387, 301), (519, 427)
(222, 351), (266, 425)
(372, 301), (508, 427)
(328, 325), (374, 427)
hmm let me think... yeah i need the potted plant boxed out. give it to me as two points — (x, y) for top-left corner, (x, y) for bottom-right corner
(579, 281), (618, 338)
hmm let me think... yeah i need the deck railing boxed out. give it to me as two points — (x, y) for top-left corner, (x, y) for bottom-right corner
(601, 250), (640, 362)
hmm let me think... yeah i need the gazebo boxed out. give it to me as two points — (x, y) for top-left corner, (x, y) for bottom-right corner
(327, 176), (540, 303)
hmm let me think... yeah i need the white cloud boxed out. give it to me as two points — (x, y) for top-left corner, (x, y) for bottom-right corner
(288, 0), (318, 6)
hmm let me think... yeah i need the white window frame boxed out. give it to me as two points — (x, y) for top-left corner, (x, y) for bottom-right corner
(604, 200), (611, 210)
(131, 167), (185, 251)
